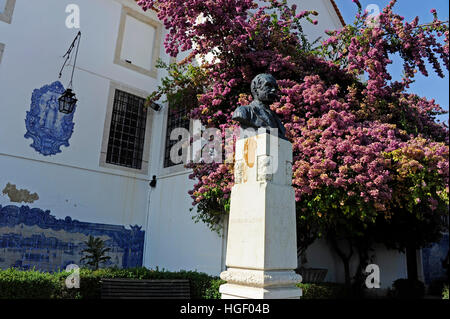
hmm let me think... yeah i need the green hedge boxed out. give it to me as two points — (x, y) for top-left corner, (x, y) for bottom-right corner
(0, 268), (350, 299)
(195, 281), (348, 299)
(0, 267), (220, 299)
(296, 282), (348, 299)
(428, 278), (449, 296)
(200, 281), (347, 299)
(204, 279), (226, 299)
(0, 268), (60, 299)
(390, 279), (425, 299)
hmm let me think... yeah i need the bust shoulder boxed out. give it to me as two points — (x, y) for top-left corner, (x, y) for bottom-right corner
(232, 105), (257, 128)
(233, 105), (252, 120)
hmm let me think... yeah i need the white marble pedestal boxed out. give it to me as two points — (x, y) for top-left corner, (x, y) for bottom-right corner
(219, 132), (302, 299)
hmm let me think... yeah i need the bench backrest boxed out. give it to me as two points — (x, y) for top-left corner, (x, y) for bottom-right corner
(100, 279), (191, 299)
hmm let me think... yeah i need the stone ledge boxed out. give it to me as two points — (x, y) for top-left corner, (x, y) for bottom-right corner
(219, 283), (302, 299)
(220, 268), (302, 288)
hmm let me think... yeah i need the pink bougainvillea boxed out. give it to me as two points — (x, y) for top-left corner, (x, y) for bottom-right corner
(137, 0), (449, 242)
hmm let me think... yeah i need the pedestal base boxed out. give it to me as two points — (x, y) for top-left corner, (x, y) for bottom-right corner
(221, 133), (301, 299)
(220, 284), (302, 299)
(219, 268), (302, 299)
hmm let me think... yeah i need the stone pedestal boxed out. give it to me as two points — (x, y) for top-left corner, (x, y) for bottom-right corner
(220, 132), (302, 299)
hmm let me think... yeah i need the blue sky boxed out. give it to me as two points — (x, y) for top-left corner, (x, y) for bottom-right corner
(335, 0), (449, 125)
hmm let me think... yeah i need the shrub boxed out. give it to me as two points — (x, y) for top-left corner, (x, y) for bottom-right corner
(0, 267), (221, 299)
(391, 279), (425, 299)
(179, 280), (349, 299)
(428, 278), (449, 296)
(0, 268), (60, 299)
(297, 282), (348, 299)
(443, 285), (449, 300)
(58, 267), (222, 299)
(182, 279), (348, 299)
(0, 268), (357, 299)
(203, 279), (226, 299)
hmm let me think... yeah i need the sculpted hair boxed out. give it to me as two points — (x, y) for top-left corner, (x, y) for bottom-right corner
(251, 73), (276, 98)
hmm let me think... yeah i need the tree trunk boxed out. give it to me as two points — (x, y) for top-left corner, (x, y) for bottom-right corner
(330, 237), (353, 289)
(342, 258), (351, 288)
(353, 242), (371, 297)
(406, 244), (418, 280)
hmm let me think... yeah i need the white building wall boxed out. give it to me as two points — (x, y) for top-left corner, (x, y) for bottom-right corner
(0, 0), (171, 270)
(290, 0), (345, 41)
(144, 172), (225, 274)
(303, 239), (407, 290)
(0, 0), (225, 274)
(0, 0), (161, 222)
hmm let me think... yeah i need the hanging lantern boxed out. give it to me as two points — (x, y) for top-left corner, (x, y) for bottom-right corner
(58, 88), (78, 114)
(58, 31), (81, 114)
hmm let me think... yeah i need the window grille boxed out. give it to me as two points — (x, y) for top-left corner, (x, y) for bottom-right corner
(106, 89), (147, 170)
(164, 103), (190, 168)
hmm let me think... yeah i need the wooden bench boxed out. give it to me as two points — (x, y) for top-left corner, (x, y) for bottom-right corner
(100, 279), (191, 299)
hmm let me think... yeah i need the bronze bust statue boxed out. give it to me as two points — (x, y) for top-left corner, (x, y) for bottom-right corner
(232, 74), (287, 139)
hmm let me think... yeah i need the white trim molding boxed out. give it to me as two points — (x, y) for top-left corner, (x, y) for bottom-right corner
(0, 43), (4, 64)
(0, 0), (16, 24)
(114, 5), (162, 78)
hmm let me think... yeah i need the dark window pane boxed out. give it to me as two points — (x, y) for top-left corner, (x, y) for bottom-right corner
(164, 103), (190, 168)
(106, 89), (147, 170)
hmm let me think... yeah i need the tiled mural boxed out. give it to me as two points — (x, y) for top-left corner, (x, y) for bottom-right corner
(24, 81), (76, 156)
(0, 204), (145, 272)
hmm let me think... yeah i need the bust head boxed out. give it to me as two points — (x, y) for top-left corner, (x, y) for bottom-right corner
(251, 74), (279, 105)
(232, 73), (287, 139)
